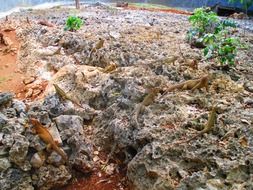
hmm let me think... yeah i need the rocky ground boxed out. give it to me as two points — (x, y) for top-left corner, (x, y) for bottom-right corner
(0, 3), (253, 190)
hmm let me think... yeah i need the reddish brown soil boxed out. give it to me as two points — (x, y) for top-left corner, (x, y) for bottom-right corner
(0, 30), (25, 95)
(62, 152), (130, 190)
(126, 5), (192, 15)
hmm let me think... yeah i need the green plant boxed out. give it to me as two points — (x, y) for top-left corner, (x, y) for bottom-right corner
(204, 35), (240, 65)
(188, 8), (240, 66)
(188, 8), (219, 36)
(65, 16), (83, 31)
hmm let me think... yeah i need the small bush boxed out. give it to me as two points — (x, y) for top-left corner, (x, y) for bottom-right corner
(188, 8), (240, 66)
(65, 16), (83, 31)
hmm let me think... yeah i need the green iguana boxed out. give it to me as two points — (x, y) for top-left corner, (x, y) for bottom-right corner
(53, 84), (83, 108)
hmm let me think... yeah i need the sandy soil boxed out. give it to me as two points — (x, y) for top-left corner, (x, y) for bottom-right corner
(0, 30), (25, 95)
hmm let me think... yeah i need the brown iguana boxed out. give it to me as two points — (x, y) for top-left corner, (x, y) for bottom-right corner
(180, 59), (198, 70)
(88, 38), (105, 59)
(53, 83), (83, 108)
(133, 88), (161, 128)
(98, 62), (117, 73)
(30, 118), (68, 161)
(166, 74), (209, 93)
(184, 106), (217, 143)
(172, 106), (217, 146)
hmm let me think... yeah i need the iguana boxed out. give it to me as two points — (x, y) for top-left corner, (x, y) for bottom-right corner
(88, 38), (105, 59)
(180, 59), (198, 70)
(53, 83), (83, 108)
(184, 106), (217, 143)
(172, 106), (217, 145)
(133, 88), (161, 128)
(98, 62), (117, 73)
(166, 74), (209, 93)
(30, 118), (68, 161)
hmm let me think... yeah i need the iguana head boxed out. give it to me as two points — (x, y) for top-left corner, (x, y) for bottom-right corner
(29, 118), (40, 127)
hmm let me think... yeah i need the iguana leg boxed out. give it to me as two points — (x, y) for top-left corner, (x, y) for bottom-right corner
(182, 84), (188, 90)
(46, 144), (52, 152)
(191, 81), (202, 92)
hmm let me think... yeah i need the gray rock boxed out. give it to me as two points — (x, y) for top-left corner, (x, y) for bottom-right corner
(244, 81), (253, 93)
(2, 120), (25, 135)
(2, 134), (14, 148)
(9, 134), (30, 168)
(47, 151), (65, 167)
(43, 94), (65, 117)
(0, 92), (13, 107)
(54, 115), (84, 140)
(0, 157), (11, 172)
(0, 113), (8, 128)
(34, 165), (71, 190)
(30, 152), (46, 169)
(12, 100), (26, 114)
(67, 133), (93, 172)
(2, 108), (17, 118)
(0, 168), (33, 190)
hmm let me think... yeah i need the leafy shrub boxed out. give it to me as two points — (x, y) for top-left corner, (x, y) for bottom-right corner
(188, 8), (219, 37)
(65, 16), (83, 31)
(188, 8), (240, 66)
(204, 35), (239, 65)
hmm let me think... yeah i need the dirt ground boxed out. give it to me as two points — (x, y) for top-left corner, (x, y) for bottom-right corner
(0, 30), (25, 95)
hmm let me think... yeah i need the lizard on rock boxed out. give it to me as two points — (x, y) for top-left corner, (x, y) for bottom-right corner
(30, 118), (68, 161)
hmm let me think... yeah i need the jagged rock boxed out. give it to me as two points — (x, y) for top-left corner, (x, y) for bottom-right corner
(2, 108), (17, 118)
(0, 168), (33, 190)
(2, 119), (25, 135)
(47, 151), (65, 166)
(54, 115), (84, 139)
(12, 100), (26, 114)
(9, 134), (30, 169)
(67, 133), (94, 173)
(0, 92), (13, 107)
(30, 152), (46, 169)
(244, 81), (253, 93)
(33, 165), (71, 190)
(0, 113), (8, 128)
(0, 157), (11, 172)
(43, 94), (65, 117)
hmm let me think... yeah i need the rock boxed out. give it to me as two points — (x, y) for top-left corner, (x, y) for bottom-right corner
(43, 94), (65, 117)
(2, 108), (17, 118)
(12, 100), (26, 114)
(0, 157), (11, 171)
(67, 133), (93, 173)
(48, 123), (63, 145)
(54, 115), (84, 140)
(2, 119), (25, 135)
(23, 76), (36, 85)
(0, 168), (33, 190)
(116, 2), (128, 8)
(47, 151), (65, 166)
(30, 152), (46, 168)
(109, 31), (121, 39)
(9, 134), (30, 168)
(0, 113), (8, 128)
(244, 81), (253, 93)
(0, 92), (13, 107)
(25, 89), (33, 98)
(34, 165), (71, 190)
